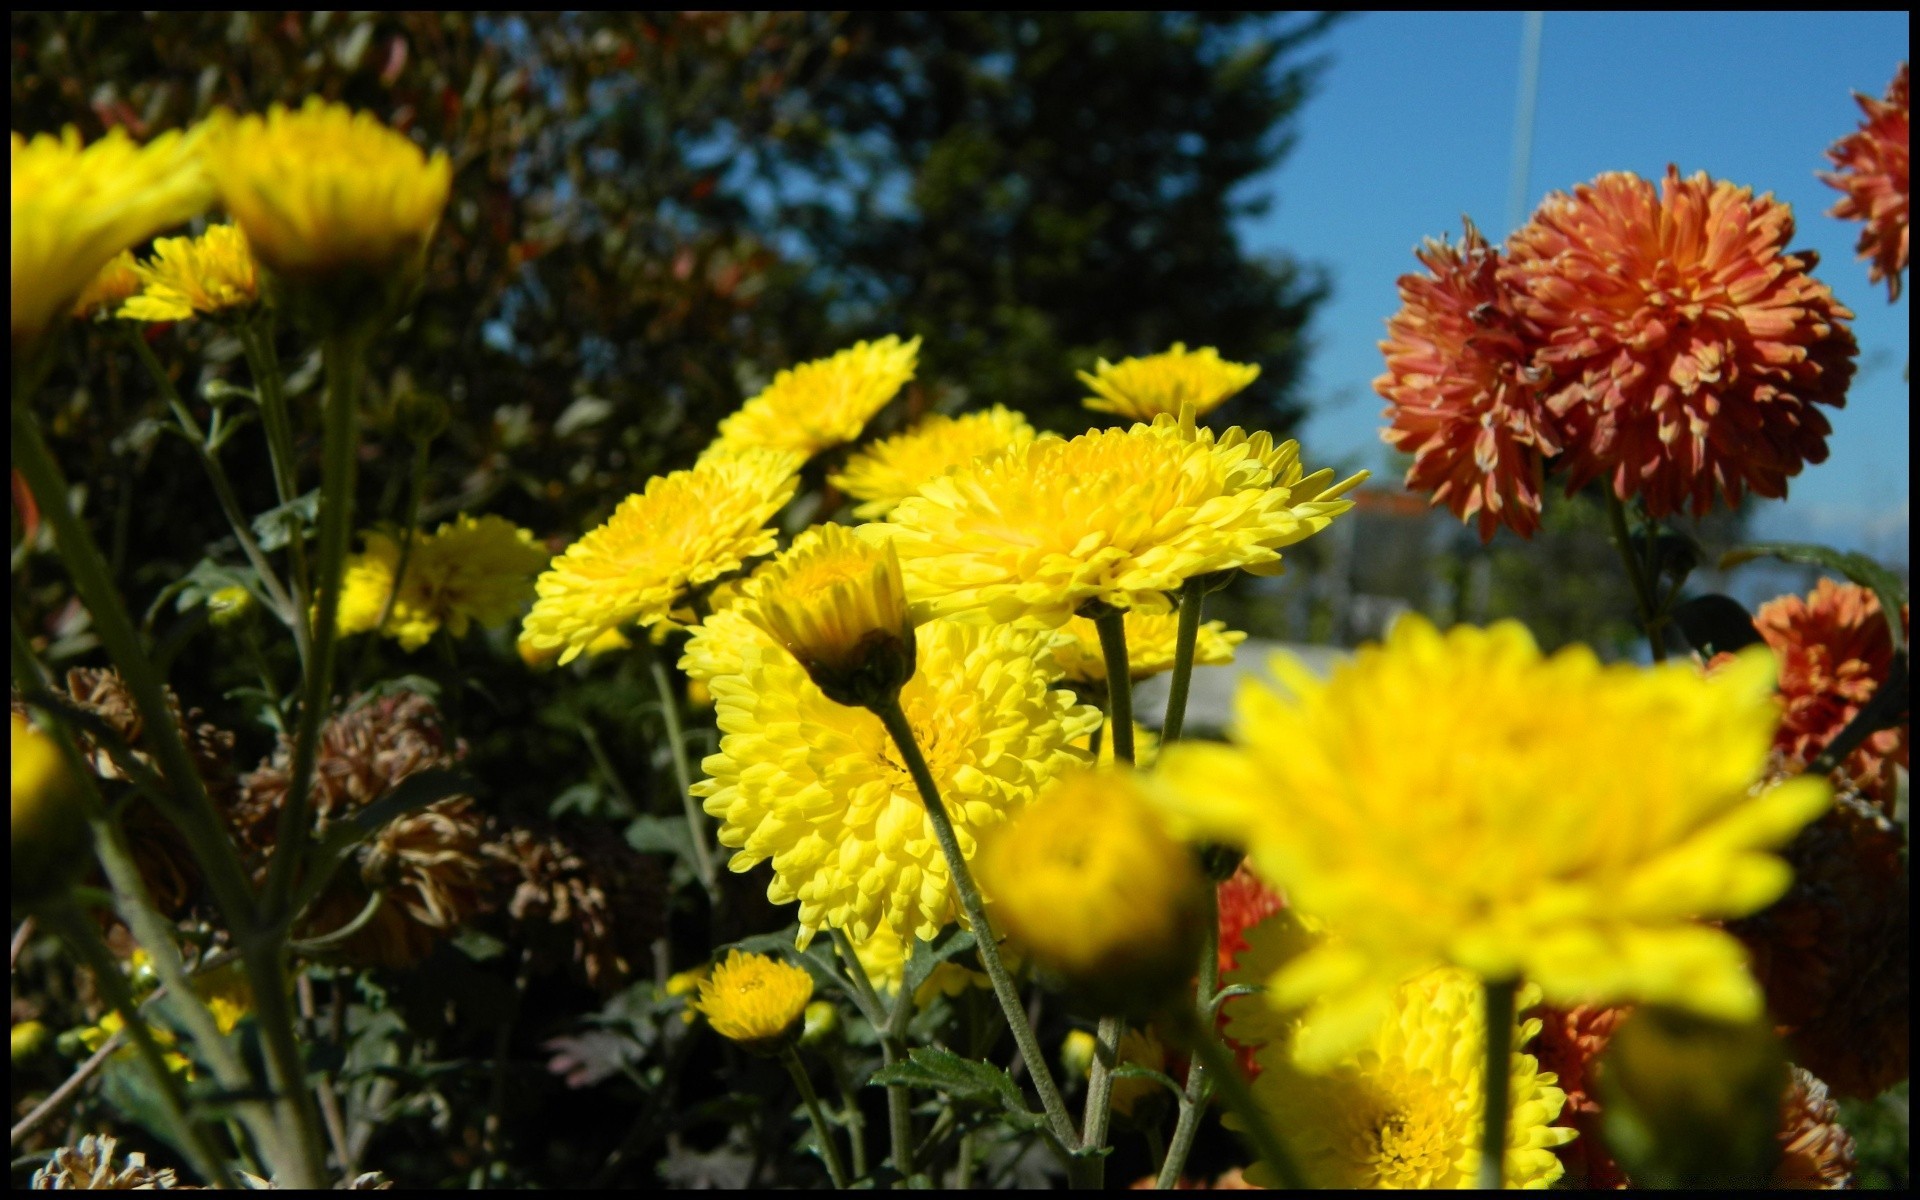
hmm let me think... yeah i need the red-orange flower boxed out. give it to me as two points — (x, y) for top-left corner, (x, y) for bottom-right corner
(1506, 168), (1858, 520)
(1376, 220), (1559, 540)
(1822, 62), (1910, 302)
(1534, 1002), (1633, 1189)
(1216, 861), (1283, 980)
(1754, 579), (1908, 801)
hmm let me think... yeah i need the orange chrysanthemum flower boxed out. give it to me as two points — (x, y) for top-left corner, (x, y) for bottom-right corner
(1533, 1002), (1633, 1189)
(1822, 62), (1909, 302)
(1376, 220), (1560, 540)
(1216, 861), (1284, 980)
(1506, 168), (1858, 519)
(1753, 579), (1908, 799)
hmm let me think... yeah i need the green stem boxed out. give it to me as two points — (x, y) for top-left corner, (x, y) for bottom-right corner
(641, 642), (720, 900)
(237, 316), (313, 629)
(263, 332), (365, 925)
(1092, 610), (1135, 765)
(235, 938), (328, 1187)
(1156, 883), (1222, 1188)
(830, 928), (910, 1180)
(885, 956), (918, 1182)
(783, 1046), (851, 1189)
(40, 904), (238, 1189)
(1477, 977), (1516, 1190)
(1602, 490), (1666, 663)
(1171, 1005), (1305, 1190)
(871, 698), (1081, 1155)
(1161, 583), (1205, 744)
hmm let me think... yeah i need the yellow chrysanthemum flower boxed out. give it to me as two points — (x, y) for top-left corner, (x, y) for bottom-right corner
(1158, 616), (1830, 1068)
(847, 926), (989, 1007)
(1052, 609), (1246, 683)
(1079, 343), (1260, 421)
(829, 405), (1036, 518)
(713, 336), (921, 459)
(70, 251), (140, 320)
(338, 515), (548, 652)
(748, 523), (916, 708)
(977, 766), (1206, 1011)
(1224, 912), (1574, 1189)
(204, 98), (451, 289)
(694, 949), (813, 1054)
(11, 713), (90, 904)
(12, 125), (212, 348)
(885, 419), (1361, 627)
(522, 449), (799, 664)
(680, 604), (775, 688)
(696, 619), (1100, 947)
(120, 223), (259, 322)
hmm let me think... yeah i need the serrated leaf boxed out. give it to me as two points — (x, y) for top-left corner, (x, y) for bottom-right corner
(1720, 542), (1907, 653)
(868, 1046), (1048, 1131)
(1671, 594), (1764, 658)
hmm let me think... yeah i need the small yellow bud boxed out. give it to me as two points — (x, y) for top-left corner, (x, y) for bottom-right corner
(977, 767), (1206, 1017)
(12, 1019), (52, 1063)
(693, 950), (813, 1056)
(1060, 1029), (1098, 1081)
(11, 714), (92, 906)
(748, 524), (916, 710)
(206, 585), (256, 629)
(800, 999), (840, 1047)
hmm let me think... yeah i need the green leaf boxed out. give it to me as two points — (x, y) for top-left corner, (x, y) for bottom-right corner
(1720, 542), (1907, 653)
(251, 490), (321, 551)
(868, 1046), (1047, 1131)
(902, 927), (976, 998)
(1110, 1063), (1186, 1103)
(1671, 594), (1764, 658)
(625, 813), (695, 862)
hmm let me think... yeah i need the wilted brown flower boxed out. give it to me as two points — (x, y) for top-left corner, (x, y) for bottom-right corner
(1534, 1002), (1633, 1188)
(484, 823), (665, 993)
(1729, 785), (1908, 1100)
(1822, 62), (1910, 301)
(1376, 219), (1560, 540)
(236, 692), (493, 969)
(1775, 1066), (1857, 1189)
(29, 1133), (179, 1189)
(1506, 168), (1857, 520)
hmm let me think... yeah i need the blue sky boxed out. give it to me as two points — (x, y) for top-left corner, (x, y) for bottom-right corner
(1241, 11), (1909, 565)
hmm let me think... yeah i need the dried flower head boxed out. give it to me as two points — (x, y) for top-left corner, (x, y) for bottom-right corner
(338, 515), (550, 652)
(30, 1133), (179, 1190)
(1505, 168), (1857, 519)
(694, 949), (814, 1054)
(1821, 62), (1910, 301)
(715, 336), (921, 459)
(829, 405), (1035, 518)
(1775, 1066), (1856, 1189)
(521, 448), (798, 664)
(1078, 343), (1261, 421)
(12, 124), (211, 348)
(120, 223), (260, 322)
(1157, 617), (1828, 1068)
(1376, 220), (1560, 540)
(484, 823), (665, 994)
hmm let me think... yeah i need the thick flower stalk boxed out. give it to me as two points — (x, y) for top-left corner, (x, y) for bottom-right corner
(886, 418), (1361, 628)
(337, 514), (550, 652)
(713, 335), (921, 459)
(1505, 167), (1858, 519)
(120, 223), (261, 322)
(1079, 343), (1261, 421)
(1223, 911), (1575, 1189)
(11, 124), (212, 349)
(521, 448), (798, 663)
(1051, 608), (1244, 683)
(1821, 62), (1909, 301)
(1376, 220), (1560, 540)
(829, 404), (1035, 517)
(1156, 615), (1830, 1069)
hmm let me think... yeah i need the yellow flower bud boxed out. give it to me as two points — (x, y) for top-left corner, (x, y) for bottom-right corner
(206, 585), (256, 629)
(1060, 1028), (1098, 1081)
(976, 767), (1206, 1017)
(693, 950), (814, 1056)
(11, 714), (91, 906)
(12, 1019), (51, 1063)
(748, 523), (916, 710)
(800, 999), (840, 1047)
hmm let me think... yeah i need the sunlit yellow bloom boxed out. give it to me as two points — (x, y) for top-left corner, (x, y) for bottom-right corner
(977, 767), (1205, 1011)
(522, 450), (798, 664)
(694, 949), (813, 1054)
(338, 515), (548, 652)
(749, 523), (916, 708)
(1079, 343), (1261, 421)
(680, 605), (777, 688)
(714, 336), (921, 459)
(1159, 616), (1830, 1068)
(12, 125), (211, 348)
(829, 405), (1035, 518)
(70, 251), (140, 320)
(11, 712), (89, 904)
(697, 619), (1100, 947)
(205, 99), (450, 292)
(1052, 609), (1245, 683)
(120, 223), (259, 322)
(848, 926), (989, 1007)
(1224, 911), (1573, 1188)
(886, 418), (1360, 627)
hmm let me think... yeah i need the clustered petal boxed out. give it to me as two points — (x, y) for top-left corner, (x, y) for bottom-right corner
(1157, 616), (1830, 1068)
(120, 223), (260, 322)
(1078, 342), (1261, 421)
(1821, 62), (1909, 301)
(694, 949), (814, 1051)
(521, 448), (798, 663)
(340, 515), (550, 652)
(714, 335), (921, 459)
(829, 405), (1035, 518)
(70, 250), (141, 320)
(695, 618), (1100, 946)
(1376, 220), (1560, 540)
